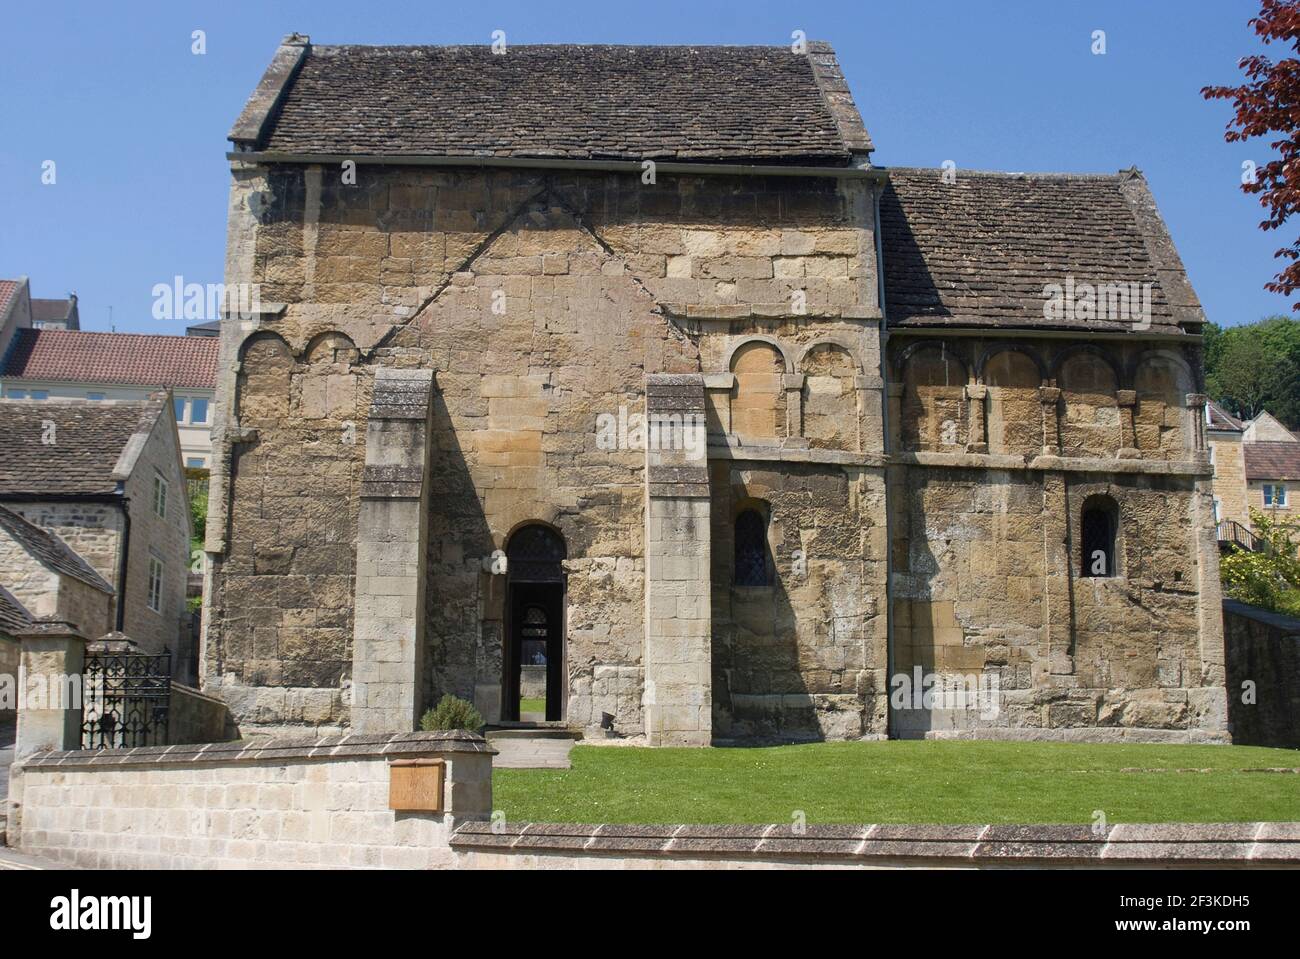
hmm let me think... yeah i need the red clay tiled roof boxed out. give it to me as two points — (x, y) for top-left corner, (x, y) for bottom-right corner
(0, 329), (218, 389)
(1245, 441), (1300, 482)
(0, 280), (19, 318)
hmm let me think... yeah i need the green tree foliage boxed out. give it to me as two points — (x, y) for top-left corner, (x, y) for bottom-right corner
(1220, 509), (1300, 615)
(1204, 316), (1300, 425)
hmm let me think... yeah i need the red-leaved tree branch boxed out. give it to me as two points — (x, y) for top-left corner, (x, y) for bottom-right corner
(1203, 0), (1300, 309)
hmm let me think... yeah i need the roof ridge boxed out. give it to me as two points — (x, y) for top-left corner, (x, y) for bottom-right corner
(884, 165), (1133, 180)
(15, 328), (216, 342)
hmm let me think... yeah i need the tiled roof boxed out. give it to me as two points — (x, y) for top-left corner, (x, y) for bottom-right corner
(880, 168), (1202, 333)
(1208, 401), (1244, 432)
(0, 401), (152, 496)
(243, 43), (866, 163)
(0, 504), (113, 593)
(1245, 441), (1300, 482)
(0, 280), (19, 318)
(0, 584), (31, 637)
(0, 329), (218, 389)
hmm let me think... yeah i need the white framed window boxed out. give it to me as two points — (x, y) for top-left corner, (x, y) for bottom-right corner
(185, 456), (206, 469)
(86, 392), (105, 401)
(173, 395), (212, 425)
(153, 471), (168, 518)
(6, 389), (26, 399)
(1264, 484), (1288, 508)
(147, 557), (164, 613)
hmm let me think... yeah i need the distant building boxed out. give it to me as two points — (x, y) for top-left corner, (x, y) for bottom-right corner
(1244, 434), (1300, 524)
(1207, 401), (1247, 526)
(1242, 410), (1298, 444)
(0, 277), (34, 363)
(0, 396), (192, 666)
(31, 293), (79, 330)
(0, 329), (219, 468)
(185, 320), (221, 337)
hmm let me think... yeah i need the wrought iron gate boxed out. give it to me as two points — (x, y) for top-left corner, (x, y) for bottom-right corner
(81, 647), (172, 749)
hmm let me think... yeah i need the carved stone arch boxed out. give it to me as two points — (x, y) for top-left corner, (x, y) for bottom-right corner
(982, 346), (1043, 457)
(796, 337), (863, 373)
(975, 342), (1047, 384)
(234, 331), (294, 421)
(1050, 343), (1120, 384)
(1127, 348), (1195, 394)
(1057, 346), (1122, 458)
(724, 335), (794, 374)
(898, 342), (968, 451)
(1132, 349), (1194, 455)
(297, 330), (362, 421)
(894, 339), (968, 382)
(729, 339), (788, 443)
(302, 329), (359, 366)
(800, 341), (860, 451)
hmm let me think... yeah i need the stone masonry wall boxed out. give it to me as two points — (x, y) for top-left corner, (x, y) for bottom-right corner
(1209, 432), (1248, 526)
(0, 530), (111, 639)
(206, 161), (881, 736)
(887, 335), (1228, 741)
(1223, 599), (1300, 748)
(14, 731), (493, 869)
(710, 460), (889, 741)
(6, 501), (122, 602)
(120, 411), (192, 653)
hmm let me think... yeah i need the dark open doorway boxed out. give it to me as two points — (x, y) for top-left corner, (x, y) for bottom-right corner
(503, 524), (566, 722)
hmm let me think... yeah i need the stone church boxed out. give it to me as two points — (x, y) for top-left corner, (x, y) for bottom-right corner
(201, 36), (1228, 746)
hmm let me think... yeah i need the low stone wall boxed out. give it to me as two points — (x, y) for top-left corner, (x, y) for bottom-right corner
(167, 682), (239, 745)
(519, 665), (546, 700)
(1223, 599), (1300, 748)
(14, 731), (493, 869)
(451, 822), (1300, 869)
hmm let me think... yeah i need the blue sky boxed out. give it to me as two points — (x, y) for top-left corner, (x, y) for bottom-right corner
(0, 0), (1287, 333)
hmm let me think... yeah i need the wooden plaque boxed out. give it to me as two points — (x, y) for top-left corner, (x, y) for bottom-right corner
(389, 758), (445, 812)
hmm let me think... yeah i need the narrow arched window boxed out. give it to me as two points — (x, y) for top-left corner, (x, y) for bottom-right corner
(734, 509), (770, 586)
(1080, 496), (1119, 578)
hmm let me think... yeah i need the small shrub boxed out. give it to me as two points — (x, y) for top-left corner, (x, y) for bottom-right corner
(420, 694), (484, 732)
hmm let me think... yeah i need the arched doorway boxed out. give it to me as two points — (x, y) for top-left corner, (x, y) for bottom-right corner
(504, 524), (566, 722)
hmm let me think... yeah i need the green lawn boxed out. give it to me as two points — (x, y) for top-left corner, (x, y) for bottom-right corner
(493, 740), (1300, 824)
(518, 698), (546, 715)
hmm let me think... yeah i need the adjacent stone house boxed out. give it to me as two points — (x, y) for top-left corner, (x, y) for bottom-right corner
(0, 504), (113, 637)
(0, 586), (27, 685)
(0, 396), (192, 663)
(1244, 436), (1300, 524)
(202, 37), (1228, 745)
(1207, 401), (1247, 526)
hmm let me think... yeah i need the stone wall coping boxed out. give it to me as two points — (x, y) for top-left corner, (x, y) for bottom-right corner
(450, 821), (1300, 865)
(22, 730), (495, 770)
(1223, 598), (1300, 638)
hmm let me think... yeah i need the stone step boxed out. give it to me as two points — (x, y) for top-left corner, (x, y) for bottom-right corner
(485, 729), (579, 769)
